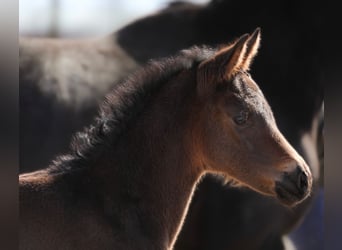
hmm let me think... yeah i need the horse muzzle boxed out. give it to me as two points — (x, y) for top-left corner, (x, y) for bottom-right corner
(275, 166), (312, 207)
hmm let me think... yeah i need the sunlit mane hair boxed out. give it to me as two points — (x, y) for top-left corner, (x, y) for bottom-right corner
(48, 46), (216, 174)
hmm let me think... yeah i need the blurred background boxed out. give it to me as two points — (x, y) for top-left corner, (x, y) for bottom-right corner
(19, 0), (209, 37)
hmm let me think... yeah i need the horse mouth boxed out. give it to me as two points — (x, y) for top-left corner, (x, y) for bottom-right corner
(275, 181), (309, 207)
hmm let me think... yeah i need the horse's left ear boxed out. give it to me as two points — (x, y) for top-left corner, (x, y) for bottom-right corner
(197, 33), (249, 97)
(240, 27), (261, 71)
(214, 27), (261, 78)
(197, 28), (261, 98)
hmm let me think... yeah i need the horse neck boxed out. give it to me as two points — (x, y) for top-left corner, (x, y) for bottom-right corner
(89, 70), (204, 249)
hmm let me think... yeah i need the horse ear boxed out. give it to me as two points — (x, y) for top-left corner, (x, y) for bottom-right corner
(197, 33), (250, 98)
(199, 33), (250, 81)
(240, 27), (261, 71)
(217, 33), (250, 80)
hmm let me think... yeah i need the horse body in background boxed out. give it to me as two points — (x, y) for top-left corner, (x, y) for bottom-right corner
(20, 0), (324, 249)
(20, 31), (313, 250)
(20, 36), (137, 172)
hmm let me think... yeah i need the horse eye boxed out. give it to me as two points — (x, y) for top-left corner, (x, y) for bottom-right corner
(233, 110), (249, 125)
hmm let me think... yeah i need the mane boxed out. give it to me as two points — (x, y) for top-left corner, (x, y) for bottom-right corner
(48, 46), (216, 174)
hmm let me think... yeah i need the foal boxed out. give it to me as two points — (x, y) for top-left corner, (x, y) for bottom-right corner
(20, 29), (312, 250)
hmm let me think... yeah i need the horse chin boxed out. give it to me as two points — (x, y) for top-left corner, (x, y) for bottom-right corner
(275, 184), (309, 207)
(226, 178), (244, 188)
(220, 174), (274, 195)
(217, 174), (244, 188)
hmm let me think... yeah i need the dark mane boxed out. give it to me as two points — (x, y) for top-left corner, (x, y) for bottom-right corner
(48, 46), (216, 174)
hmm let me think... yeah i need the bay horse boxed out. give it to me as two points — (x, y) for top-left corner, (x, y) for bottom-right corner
(20, 1), (324, 249)
(20, 30), (312, 250)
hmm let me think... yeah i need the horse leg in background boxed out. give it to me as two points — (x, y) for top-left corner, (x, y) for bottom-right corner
(318, 105), (324, 187)
(287, 104), (324, 250)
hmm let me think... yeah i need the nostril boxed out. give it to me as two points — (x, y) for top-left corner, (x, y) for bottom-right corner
(297, 170), (308, 192)
(275, 166), (311, 205)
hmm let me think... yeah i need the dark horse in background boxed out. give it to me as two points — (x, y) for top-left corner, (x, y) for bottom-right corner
(20, 0), (324, 249)
(20, 36), (138, 172)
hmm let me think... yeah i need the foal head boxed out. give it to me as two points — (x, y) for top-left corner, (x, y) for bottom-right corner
(193, 28), (312, 206)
